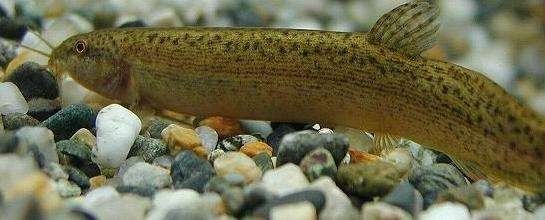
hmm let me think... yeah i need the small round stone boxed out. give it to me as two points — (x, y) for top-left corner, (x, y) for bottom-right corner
(222, 187), (245, 215)
(437, 185), (485, 210)
(277, 132), (349, 167)
(15, 126), (58, 164)
(0, 17), (30, 40)
(419, 202), (471, 220)
(195, 126), (219, 153)
(40, 104), (96, 141)
(70, 128), (96, 149)
(64, 166), (90, 189)
(89, 175), (107, 189)
(269, 202), (317, 220)
(116, 185), (156, 198)
(94, 104), (141, 169)
(4, 62), (59, 100)
(129, 135), (169, 163)
(26, 98), (61, 121)
(161, 124), (202, 156)
(299, 147), (337, 181)
(214, 152), (262, 184)
(254, 190), (326, 217)
(361, 202), (412, 220)
(0, 82), (29, 115)
(336, 161), (403, 200)
(262, 163), (309, 196)
(266, 124), (296, 153)
(122, 162), (171, 189)
(409, 163), (467, 208)
(53, 179), (81, 198)
(1, 113), (39, 130)
(240, 141), (273, 157)
(252, 152), (274, 173)
(382, 181), (424, 216)
(171, 151), (215, 192)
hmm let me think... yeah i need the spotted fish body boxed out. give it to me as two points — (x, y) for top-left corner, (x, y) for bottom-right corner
(49, 1), (545, 191)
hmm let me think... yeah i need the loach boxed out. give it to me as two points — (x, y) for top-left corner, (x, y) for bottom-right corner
(47, 1), (545, 192)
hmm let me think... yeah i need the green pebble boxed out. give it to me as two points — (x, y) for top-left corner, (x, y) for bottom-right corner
(336, 161), (402, 200)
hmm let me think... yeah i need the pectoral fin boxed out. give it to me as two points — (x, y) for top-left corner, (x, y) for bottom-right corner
(451, 158), (500, 183)
(370, 133), (401, 155)
(369, 0), (440, 57)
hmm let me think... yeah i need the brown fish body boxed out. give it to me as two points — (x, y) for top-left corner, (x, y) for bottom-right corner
(49, 2), (545, 191)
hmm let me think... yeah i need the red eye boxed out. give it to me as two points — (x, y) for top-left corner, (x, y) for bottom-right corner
(74, 40), (87, 53)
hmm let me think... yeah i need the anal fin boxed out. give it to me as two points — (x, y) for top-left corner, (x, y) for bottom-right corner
(369, 0), (440, 57)
(370, 133), (401, 155)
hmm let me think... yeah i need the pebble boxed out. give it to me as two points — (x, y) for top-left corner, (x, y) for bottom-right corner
(64, 166), (90, 189)
(145, 118), (170, 139)
(409, 163), (467, 208)
(0, 82), (29, 115)
(252, 152), (274, 173)
(382, 148), (414, 175)
(269, 202), (317, 220)
(1, 113), (39, 130)
(214, 152), (262, 184)
(266, 124), (296, 153)
(208, 148), (226, 163)
(361, 202), (412, 220)
(437, 185), (485, 210)
(147, 189), (207, 220)
(197, 116), (243, 138)
(128, 135), (169, 163)
(82, 186), (120, 208)
(239, 120), (273, 138)
(53, 179), (81, 198)
(161, 124), (202, 155)
(205, 176), (233, 194)
(277, 132), (349, 166)
(117, 156), (145, 177)
(87, 194), (151, 220)
(27, 98), (61, 121)
(336, 161), (402, 200)
(240, 141), (273, 157)
(299, 147), (337, 181)
(152, 155), (173, 169)
(217, 134), (261, 152)
(70, 128), (96, 149)
(40, 104), (96, 141)
(3, 172), (63, 212)
(0, 131), (18, 154)
(94, 104), (141, 169)
(116, 185), (156, 198)
(0, 39), (16, 68)
(0, 17), (31, 40)
(170, 151), (215, 192)
(382, 182), (423, 216)
(44, 162), (69, 180)
(59, 76), (91, 107)
(419, 202), (471, 220)
(195, 126), (219, 153)
(56, 139), (91, 165)
(15, 126), (58, 164)
(4, 62), (58, 100)
(254, 190), (325, 217)
(308, 177), (354, 218)
(262, 163), (309, 196)
(122, 162), (171, 189)
(0, 155), (37, 192)
(222, 187), (245, 215)
(89, 175), (107, 189)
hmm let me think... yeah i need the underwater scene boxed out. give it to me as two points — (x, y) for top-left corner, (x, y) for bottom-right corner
(1, 0), (545, 219)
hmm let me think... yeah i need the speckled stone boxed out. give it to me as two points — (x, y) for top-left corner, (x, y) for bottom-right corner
(171, 151), (215, 192)
(64, 166), (90, 190)
(40, 104), (95, 141)
(122, 162), (171, 189)
(252, 152), (274, 173)
(53, 179), (81, 198)
(217, 134), (262, 152)
(277, 132), (349, 166)
(336, 161), (403, 200)
(240, 141), (273, 157)
(26, 98), (61, 121)
(299, 147), (337, 181)
(145, 119), (170, 139)
(409, 163), (467, 208)
(70, 128), (96, 149)
(129, 135), (169, 163)
(1, 113), (39, 130)
(197, 116), (243, 138)
(4, 62), (58, 100)
(214, 152), (262, 184)
(161, 124), (202, 156)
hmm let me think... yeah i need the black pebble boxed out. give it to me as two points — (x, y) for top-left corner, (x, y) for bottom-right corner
(276, 132), (349, 166)
(409, 163), (467, 208)
(0, 17), (29, 40)
(118, 20), (146, 28)
(145, 119), (169, 139)
(170, 151), (215, 193)
(5, 62), (59, 100)
(116, 185), (156, 198)
(0, 132), (19, 153)
(0, 4), (7, 18)
(266, 124), (296, 154)
(27, 99), (61, 121)
(253, 190), (326, 217)
(0, 39), (17, 68)
(128, 135), (169, 163)
(40, 104), (96, 141)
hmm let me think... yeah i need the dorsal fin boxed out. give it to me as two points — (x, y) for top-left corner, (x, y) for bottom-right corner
(369, 0), (440, 57)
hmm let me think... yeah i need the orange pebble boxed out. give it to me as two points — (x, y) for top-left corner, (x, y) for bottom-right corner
(240, 141), (273, 157)
(349, 148), (381, 164)
(198, 116), (243, 138)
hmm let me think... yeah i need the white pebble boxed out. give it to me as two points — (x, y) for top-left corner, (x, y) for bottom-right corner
(94, 104), (142, 169)
(309, 177), (352, 211)
(262, 163), (309, 196)
(88, 194), (151, 220)
(60, 76), (91, 106)
(0, 82), (29, 115)
(147, 189), (205, 220)
(122, 162), (171, 189)
(419, 202), (471, 220)
(195, 126), (219, 153)
(270, 202), (317, 220)
(83, 186), (121, 208)
(362, 202), (412, 220)
(15, 126), (59, 164)
(214, 152), (262, 184)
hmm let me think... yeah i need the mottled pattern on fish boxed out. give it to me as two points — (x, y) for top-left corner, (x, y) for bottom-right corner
(49, 0), (545, 191)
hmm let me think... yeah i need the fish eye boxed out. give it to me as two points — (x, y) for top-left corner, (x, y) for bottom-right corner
(74, 40), (87, 54)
